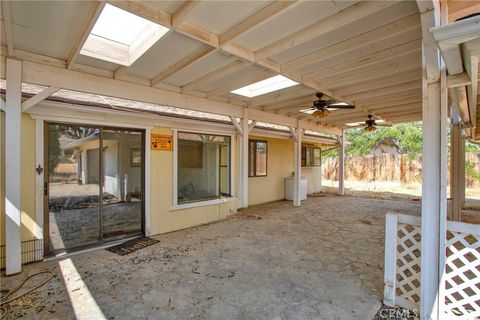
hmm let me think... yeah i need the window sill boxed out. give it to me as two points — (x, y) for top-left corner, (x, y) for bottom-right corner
(170, 197), (234, 211)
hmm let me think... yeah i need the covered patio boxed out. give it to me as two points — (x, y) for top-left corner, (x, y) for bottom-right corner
(1, 0), (480, 319)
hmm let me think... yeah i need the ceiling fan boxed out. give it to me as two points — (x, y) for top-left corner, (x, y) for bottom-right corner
(299, 92), (355, 118)
(346, 114), (391, 132)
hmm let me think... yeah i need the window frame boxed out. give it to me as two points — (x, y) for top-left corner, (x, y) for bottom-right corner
(301, 145), (322, 167)
(248, 139), (268, 177)
(172, 129), (234, 210)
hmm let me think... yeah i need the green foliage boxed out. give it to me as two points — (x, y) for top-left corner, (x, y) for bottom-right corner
(466, 160), (480, 182)
(48, 125), (62, 175)
(321, 122), (423, 159)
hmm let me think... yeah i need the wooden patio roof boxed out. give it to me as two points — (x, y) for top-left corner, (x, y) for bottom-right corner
(0, 0), (430, 134)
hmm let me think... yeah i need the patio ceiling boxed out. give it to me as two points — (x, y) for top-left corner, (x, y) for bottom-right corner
(0, 0), (423, 132)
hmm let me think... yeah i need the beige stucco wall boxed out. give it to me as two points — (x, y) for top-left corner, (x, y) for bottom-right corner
(0, 113), (37, 247)
(247, 135), (323, 206)
(248, 136), (294, 206)
(0, 118), (324, 250)
(149, 127), (237, 235)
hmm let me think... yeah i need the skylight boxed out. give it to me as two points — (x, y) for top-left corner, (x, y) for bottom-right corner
(91, 4), (153, 45)
(231, 75), (298, 98)
(80, 4), (169, 66)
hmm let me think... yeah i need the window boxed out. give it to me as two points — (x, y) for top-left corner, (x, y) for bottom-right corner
(302, 146), (321, 167)
(177, 132), (231, 204)
(249, 140), (267, 177)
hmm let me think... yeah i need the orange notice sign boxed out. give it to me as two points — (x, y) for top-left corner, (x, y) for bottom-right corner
(151, 134), (173, 151)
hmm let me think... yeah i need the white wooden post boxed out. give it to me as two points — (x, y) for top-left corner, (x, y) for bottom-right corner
(450, 107), (462, 221)
(418, 4), (447, 317)
(384, 213), (398, 307)
(5, 58), (22, 275)
(241, 108), (249, 208)
(293, 127), (302, 207)
(34, 119), (44, 255)
(338, 133), (345, 196)
(458, 136), (465, 210)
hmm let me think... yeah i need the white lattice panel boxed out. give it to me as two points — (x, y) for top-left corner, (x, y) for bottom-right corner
(396, 222), (422, 305)
(443, 229), (480, 319)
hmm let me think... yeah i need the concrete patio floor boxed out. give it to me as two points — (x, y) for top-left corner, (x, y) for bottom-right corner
(1, 194), (423, 320)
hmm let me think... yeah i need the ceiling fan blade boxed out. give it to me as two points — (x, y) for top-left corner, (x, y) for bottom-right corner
(345, 121), (365, 127)
(299, 108), (315, 114)
(326, 104), (355, 109)
(375, 123), (392, 127)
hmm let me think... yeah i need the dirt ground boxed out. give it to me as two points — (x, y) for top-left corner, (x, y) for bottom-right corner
(1, 194), (428, 320)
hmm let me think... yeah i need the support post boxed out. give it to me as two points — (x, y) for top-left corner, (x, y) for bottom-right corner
(338, 133), (345, 196)
(5, 58), (22, 275)
(419, 6), (447, 317)
(450, 107), (463, 221)
(293, 127), (302, 207)
(458, 137), (465, 209)
(241, 108), (249, 208)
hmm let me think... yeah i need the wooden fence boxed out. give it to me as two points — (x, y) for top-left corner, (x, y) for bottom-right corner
(322, 153), (480, 187)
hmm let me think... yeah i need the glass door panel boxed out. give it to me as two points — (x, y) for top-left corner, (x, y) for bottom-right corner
(47, 124), (101, 254)
(101, 129), (143, 239)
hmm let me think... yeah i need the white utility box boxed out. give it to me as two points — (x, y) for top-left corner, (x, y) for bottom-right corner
(284, 177), (307, 201)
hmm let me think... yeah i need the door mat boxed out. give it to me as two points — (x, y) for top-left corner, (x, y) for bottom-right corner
(106, 237), (159, 256)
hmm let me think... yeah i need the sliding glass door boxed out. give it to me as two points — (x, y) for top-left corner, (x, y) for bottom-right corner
(101, 129), (143, 239)
(45, 123), (144, 255)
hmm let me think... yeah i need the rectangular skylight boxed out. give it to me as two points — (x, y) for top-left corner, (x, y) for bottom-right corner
(231, 75), (298, 98)
(80, 4), (169, 66)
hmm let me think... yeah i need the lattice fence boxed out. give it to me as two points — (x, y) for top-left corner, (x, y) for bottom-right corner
(384, 213), (480, 319)
(442, 222), (480, 319)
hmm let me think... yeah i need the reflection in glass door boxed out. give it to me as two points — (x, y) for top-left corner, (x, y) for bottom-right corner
(46, 124), (101, 254)
(102, 129), (143, 239)
(46, 124), (144, 256)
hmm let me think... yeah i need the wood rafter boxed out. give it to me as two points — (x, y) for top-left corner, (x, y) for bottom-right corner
(181, 60), (248, 92)
(321, 54), (421, 89)
(67, 1), (106, 69)
(22, 86), (60, 112)
(255, 0), (402, 60)
(147, 0), (297, 88)
(282, 13), (421, 72)
(304, 39), (422, 82)
(1, 1), (14, 56)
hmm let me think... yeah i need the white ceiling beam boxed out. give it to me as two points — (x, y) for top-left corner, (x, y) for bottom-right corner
(321, 55), (422, 89)
(67, 1), (106, 69)
(333, 69), (421, 97)
(109, 1), (172, 28)
(150, 47), (214, 86)
(282, 13), (421, 72)
(22, 86), (60, 112)
(1, 1), (14, 56)
(345, 81), (422, 101)
(304, 39), (422, 82)
(219, 0), (298, 46)
(255, 0), (402, 60)
(262, 95), (313, 112)
(21, 60), (341, 135)
(182, 60), (248, 92)
(229, 116), (243, 135)
(355, 89), (422, 106)
(447, 72), (472, 88)
(172, 1), (200, 28)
